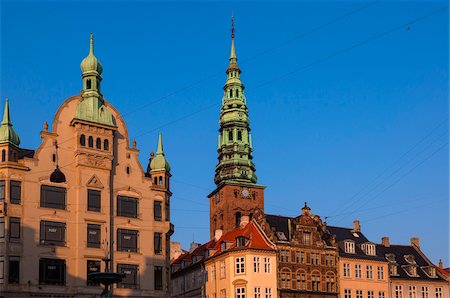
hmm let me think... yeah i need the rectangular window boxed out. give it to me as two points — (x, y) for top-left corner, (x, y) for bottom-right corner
(154, 265), (163, 290)
(343, 263), (351, 277)
(302, 232), (311, 245)
(154, 201), (162, 221)
(117, 264), (139, 288)
(396, 285), (403, 298)
(253, 257), (260, 273)
(220, 261), (226, 278)
(377, 266), (384, 280)
(435, 288), (442, 298)
(356, 290), (363, 298)
(236, 287), (246, 298)
(10, 181), (21, 204)
(40, 185), (66, 209)
(280, 250), (290, 262)
(410, 286), (417, 298)
(355, 264), (362, 278)
(117, 195), (138, 218)
(40, 220), (66, 246)
(39, 258), (66, 285)
(421, 287), (428, 298)
(379, 291), (385, 298)
(221, 289), (226, 298)
(264, 257), (271, 273)
(345, 241), (355, 253)
(87, 224), (101, 248)
(265, 287), (272, 298)
(255, 287), (261, 298)
(87, 260), (101, 286)
(235, 257), (245, 274)
(154, 232), (162, 254)
(117, 229), (138, 252)
(9, 217), (20, 241)
(8, 256), (19, 284)
(165, 202), (170, 221)
(0, 180), (5, 200)
(87, 189), (101, 212)
(345, 289), (352, 298)
(368, 291), (375, 298)
(366, 265), (373, 279)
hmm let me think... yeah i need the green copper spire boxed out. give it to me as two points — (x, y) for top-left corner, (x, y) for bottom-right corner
(150, 133), (171, 172)
(214, 19), (257, 185)
(0, 98), (20, 146)
(75, 33), (114, 127)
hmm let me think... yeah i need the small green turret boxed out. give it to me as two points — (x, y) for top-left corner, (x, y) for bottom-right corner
(150, 133), (171, 172)
(0, 98), (20, 146)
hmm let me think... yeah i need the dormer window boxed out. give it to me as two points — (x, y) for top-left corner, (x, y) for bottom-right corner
(344, 241), (355, 254)
(220, 241), (227, 252)
(236, 236), (248, 247)
(421, 266), (437, 278)
(404, 254), (416, 264)
(386, 253), (396, 263)
(362, 243), (376, 256)
(389, 264), (398, 276)
(403, 264), (419, 277)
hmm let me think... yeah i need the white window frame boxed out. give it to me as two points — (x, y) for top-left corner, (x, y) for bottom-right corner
(343, 263), (351, 278)
(235, 257), (245, 275)
(344, 241), (355, 254)
(220, 261), (226, 279)
(355, 264), (362, 279)
(366, 265), (373, 279)
(265, 288), (272, 298)
(236, 286), (246, 298)
(377, 266), (384, 280)
(253, 257), (260, 273)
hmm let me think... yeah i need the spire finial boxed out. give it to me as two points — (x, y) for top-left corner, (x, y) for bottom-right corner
(156, 132), (164, 155)
(2, 98), (11, 126)
(231, 14), (235, 39)
(229, 15), (237, 61)
(89, 33), (94, 54)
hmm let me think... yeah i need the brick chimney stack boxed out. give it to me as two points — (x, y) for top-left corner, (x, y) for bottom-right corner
(353, 220), (361, 232)
(410, 237), (420, 248)
(214, 229), (223, 241)
(382, 236), (390, 247)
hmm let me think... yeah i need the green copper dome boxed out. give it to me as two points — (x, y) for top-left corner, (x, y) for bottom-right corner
(150, 133), (171, 172)
(80, 33), (103, 75)
(0, 98), (20, 146)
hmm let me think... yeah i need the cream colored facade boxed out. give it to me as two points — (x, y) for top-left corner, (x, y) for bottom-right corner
(339, 258), (389, 298)
(205, 250), (278, 298)
(0, 35), (172, 297)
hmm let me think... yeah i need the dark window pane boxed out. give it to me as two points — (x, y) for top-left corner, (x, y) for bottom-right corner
(8, 257), (20, 284)
(154, 232), (162, 255)
(117, 229), (138, 252)
(154, 266), (163, 290)
(87, 260), (101, 286)
(165, 203), (170, 221)
(87, 224), (101, 248)
(117, 264), (138, 288)
(39, 258), (66, 285)
(117, 196), (138, 218)
(0, 180), (5, 200)
(0, 218), (4, 238)
(40, 221), (66, 246)
(88, 190), (101, 212)
(9, 217), (20, 241)
(40, 185), (66, 209)
(154, 201), (162, 221)
(10, 181), (21, 204)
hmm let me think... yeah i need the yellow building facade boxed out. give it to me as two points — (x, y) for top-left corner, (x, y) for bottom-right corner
(0, 34), (172, 297)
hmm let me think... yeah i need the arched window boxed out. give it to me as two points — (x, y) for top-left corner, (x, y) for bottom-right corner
(228, 130), (233, 142)
(295, 269), (307, 290)
(159, 176), (163, 185)
(237, 131), (242, 141)
(311, 271), (321, 291)
(96, 138), (101, 149)
(325, 272), (336, 292)
(103, 139), (109, 151)
(236, 89), (239, 97)
(88, 136), (94, 148)
(86, 79), (91, 89)
(280, 268), (292, 289)
(126, 166), (130, 175)
(154, 177), (157, 185)
(235, 212), (241, 228)
(80, 134), (86, 146)
(1, 150), (5, 162)
(229, 89), (233, 98)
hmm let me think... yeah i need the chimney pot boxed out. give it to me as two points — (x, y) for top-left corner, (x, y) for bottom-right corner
(214, 229), (223, 241)
(240, 215), (250, 227)
(353, 220), (361, 232)
(439, 259), (443, 269)
(410, 237), (420, 248)
(382, 236), (390, 247)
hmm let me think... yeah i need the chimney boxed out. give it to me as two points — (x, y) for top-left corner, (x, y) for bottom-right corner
(240, 215), (250, 227)
(353, 220), (361, 233)
(410, 237), (420, 248)
(189, 242), (200, 253)
(439, 259), (443, 269)
(382, 236), (390, 247)
(214, 229), (223, 241)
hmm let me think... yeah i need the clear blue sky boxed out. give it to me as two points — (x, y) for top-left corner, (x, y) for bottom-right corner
(1, 1), (448, 264)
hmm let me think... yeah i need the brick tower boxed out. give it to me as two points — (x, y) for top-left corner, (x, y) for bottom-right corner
(208, 18), (265, 239)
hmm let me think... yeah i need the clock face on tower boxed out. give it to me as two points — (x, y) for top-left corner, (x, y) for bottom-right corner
(241, 187), (250, 199)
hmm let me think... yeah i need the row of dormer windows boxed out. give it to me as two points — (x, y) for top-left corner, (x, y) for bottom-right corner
(80, 134), (109, 151)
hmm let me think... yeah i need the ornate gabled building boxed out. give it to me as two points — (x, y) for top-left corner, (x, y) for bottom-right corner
(253, 204), (339, 298)
(207, 19), (265, 239)
(0, 34), (173, 297)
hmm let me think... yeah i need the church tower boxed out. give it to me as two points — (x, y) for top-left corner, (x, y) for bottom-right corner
(208, 19), (265, 238)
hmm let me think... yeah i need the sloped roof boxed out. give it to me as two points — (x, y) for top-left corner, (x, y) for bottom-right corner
(376, 244), (446, 282)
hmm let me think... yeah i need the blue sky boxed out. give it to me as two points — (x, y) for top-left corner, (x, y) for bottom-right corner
(1, 1), (448, 264)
